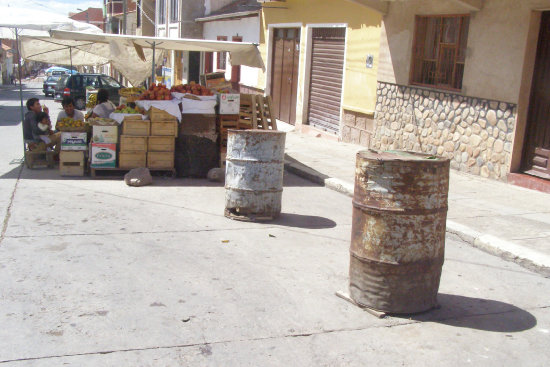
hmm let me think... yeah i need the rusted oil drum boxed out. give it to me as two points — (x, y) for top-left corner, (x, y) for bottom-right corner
(225, 129), (286, 221)
(349, 150), (450, 314)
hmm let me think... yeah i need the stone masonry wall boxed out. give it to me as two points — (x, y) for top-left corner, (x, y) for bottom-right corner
(371, 82), (517, 180)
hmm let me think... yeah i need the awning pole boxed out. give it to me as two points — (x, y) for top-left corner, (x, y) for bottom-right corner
(151, 41), (156, 85)
(69, 46), (73, 73)
(15, 28), (26, 158)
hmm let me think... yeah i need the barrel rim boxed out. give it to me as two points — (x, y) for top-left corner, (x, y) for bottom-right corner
(227, 129), (286, 135)
(357, 149), (450, 163)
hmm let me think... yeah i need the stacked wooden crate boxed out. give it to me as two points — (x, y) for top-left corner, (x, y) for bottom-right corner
(218, 94), (277, 167)
(147, 107), (177, 170)
(120, 115), (150, 169)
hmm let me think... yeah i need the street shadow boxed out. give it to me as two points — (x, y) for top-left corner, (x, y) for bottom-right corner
(401, 293), (537, 333)
(272, 213), (337, 229)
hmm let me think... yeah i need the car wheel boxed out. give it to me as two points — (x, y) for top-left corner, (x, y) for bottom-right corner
(75, 97), (86, 110)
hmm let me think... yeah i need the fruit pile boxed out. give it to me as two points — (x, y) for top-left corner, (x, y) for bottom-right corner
(86, 93), (97, 108)
(115, 104), (146, 114)
(120, 87), (145, 97)
(138, 84), (173, 100)
(171, 81), (214, 96)
(56, 117), (86, 129)
(87, 117), (117, 126)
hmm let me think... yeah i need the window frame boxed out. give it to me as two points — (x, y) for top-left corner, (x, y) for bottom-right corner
(409, 14), (470, 92)
(169, 0), (178, 23)
(158, 0), (166, 24)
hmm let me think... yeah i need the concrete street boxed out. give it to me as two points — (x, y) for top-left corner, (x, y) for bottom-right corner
(0, 83), (549, 366)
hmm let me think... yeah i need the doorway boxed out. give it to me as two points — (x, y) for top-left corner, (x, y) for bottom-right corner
(522, 12), (550, 179)
(271, 28), (300, 125)
(188, 51), (201, 84)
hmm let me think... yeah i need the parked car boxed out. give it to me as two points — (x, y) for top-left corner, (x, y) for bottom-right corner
(42, 75), (61, 97)
(54, 73), (122, 110)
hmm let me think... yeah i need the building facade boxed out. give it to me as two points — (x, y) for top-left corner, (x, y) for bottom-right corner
(258, 0), (383, 139)
(369, 0), (550, 181)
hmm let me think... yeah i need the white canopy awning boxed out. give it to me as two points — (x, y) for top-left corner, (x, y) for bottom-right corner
(0, 7), (102, 35)
(51, 30), (265, 70)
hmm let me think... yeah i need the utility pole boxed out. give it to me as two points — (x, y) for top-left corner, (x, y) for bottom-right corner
(122, 0), (127, 35)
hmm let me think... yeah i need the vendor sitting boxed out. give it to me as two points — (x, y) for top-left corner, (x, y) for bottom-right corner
(32, 112), (60, 152)
(91, 89), (115, 118)
(23, 98), (48, 150)
(57, 96), (84, 123)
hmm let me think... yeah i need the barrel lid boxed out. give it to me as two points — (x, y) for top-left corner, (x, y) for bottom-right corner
(357, 149), (448, 162)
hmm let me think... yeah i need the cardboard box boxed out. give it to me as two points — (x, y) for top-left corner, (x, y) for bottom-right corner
(120, 136), (148, 152)
(91, 143), (117, 168)
(92, 125), (118, 143)
(148, 136), (175, 152)
(60, 132), (87, 151)
(147, 152), (174, 169)
(59, 151), (85, 176)
(218, 93), (240, 114)
(151, 121), (178, 137)
(119, 151), (147, 169)
(148, 107), (177, 122)
(180, 114), (216, 135)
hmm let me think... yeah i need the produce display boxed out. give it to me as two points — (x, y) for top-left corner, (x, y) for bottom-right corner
(56, 117), (85, 129)
(138, 84), (174, 101)
(86, 93), (97, 108)
(120, 87), (146, 97)
(115, 104), (146, 114)
(171, 82), (214, 96)
(87, 117), (117, 126)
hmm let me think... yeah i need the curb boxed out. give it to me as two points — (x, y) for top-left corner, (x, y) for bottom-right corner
(285, 159), (550, 277)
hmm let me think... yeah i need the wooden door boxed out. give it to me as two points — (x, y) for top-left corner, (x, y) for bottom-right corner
(271, 28), (300, 125)
(307, 28), (345, 134)
(522, 12), (550, 179)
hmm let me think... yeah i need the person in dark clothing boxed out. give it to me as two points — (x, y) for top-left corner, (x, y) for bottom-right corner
(23, 98), (49, 149)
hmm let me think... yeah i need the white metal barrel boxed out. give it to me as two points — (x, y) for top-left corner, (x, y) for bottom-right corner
(225, 129), (286, 221)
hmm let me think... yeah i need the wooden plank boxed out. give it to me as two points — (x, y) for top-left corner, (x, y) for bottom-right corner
(251, 94), (258, 129)
(266, 96), (277, 131)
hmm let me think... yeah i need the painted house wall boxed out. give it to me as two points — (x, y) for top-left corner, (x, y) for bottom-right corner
(203, 16), (261, 88)
(373, 0), (550, 181)
(378, 0), (550, 104)
(260, 0), (382, 131)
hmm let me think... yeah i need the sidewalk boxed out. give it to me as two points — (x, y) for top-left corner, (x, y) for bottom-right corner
(282, 126), (550, 276)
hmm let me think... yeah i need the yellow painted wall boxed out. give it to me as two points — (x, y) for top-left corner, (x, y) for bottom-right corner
(259, 0), (382, 126)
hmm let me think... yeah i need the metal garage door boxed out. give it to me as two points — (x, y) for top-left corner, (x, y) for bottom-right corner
(307, 28), (346, 134)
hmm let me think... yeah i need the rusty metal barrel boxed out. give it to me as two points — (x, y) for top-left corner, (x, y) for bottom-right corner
(349, 150), (450, 314)
(225, 129), (286, 221)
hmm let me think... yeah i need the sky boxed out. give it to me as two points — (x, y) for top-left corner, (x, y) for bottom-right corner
(0, 0), (103, 16)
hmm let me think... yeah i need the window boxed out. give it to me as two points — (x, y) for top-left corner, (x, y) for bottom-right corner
(100, 76), (121, 88)
(83, 75), (100, 88)
(217, 36), (228, 70)
(137, 0), (141, 27)
(410, 15), (470, 90)
(170, 0), (178, 23)
(158, 0), (165, 24)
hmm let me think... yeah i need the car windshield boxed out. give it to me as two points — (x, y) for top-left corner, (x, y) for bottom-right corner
(47, 76), (60, 83)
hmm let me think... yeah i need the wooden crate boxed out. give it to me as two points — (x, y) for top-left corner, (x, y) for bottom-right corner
(119, 151), (147, 169)
(148, 136), (175, 152)
(148, 107), (177, 122)
(151, 120), (178, 137)
(122, 120), (150, 136)
(147, 152), (174, 169)
(122, 115), (143, 122)
(120, 136), (148, 152)
(59, 151), (85, 176)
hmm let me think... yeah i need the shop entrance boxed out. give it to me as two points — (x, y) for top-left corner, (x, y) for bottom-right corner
(189, 51), (201, 84)
(306, 27), (345, 134)
(522, 12), (550, 179)
(270, 28), (300, 125)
